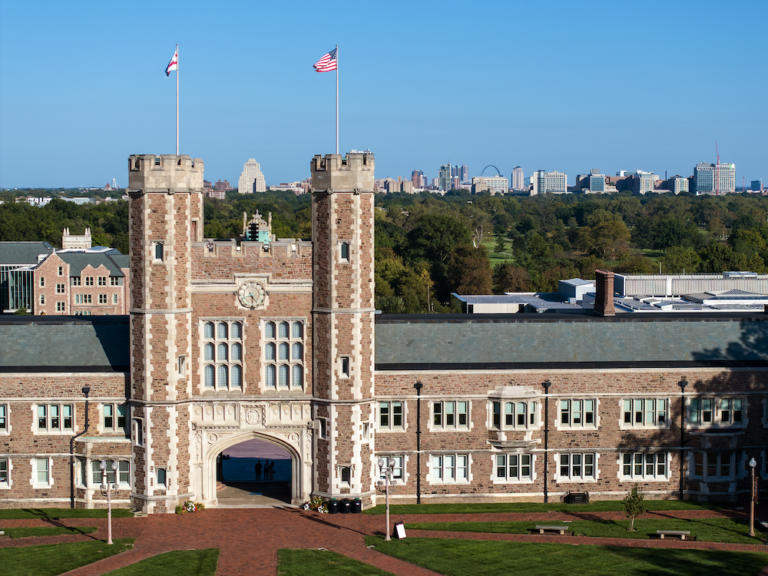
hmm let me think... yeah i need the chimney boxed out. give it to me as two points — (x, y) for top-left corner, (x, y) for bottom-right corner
(594, 269), (616, 317)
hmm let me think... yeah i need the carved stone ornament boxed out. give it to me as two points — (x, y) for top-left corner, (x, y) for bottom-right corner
(245, 407), (263, 426)
(207, 433), (218, 445)
(237, 280), (266, 309)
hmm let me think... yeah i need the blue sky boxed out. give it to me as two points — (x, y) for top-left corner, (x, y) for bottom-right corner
(0, 0), (765, 188)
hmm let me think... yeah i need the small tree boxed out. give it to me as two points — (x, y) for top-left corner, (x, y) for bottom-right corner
(623, 483), (647, 532)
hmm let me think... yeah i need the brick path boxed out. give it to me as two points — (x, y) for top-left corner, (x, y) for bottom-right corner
(0, 507), (767, 575)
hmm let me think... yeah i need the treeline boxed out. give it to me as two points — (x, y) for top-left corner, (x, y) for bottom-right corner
(4, 189), (768, 315)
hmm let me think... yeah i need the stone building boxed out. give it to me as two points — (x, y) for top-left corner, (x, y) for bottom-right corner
(237, 159), (266, 194)
(62, 228), (92, 250)
(0, 152), (766, 513)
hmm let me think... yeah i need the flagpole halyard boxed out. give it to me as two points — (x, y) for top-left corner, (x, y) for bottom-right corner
(335, 44), (339, 155)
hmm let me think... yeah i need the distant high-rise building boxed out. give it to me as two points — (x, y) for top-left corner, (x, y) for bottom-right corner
(694, 161), (735, 195)
(411, 170), (424, 189)
(452, 176), (460, 189)
(214, 179), (232, 192)
(237, 159), (267, 194)
(472, 176), (508, 195)
(672, 177), (689, 195)
(439, 164), (452, 191)
(752, 179), (763, 192)
(461, 165), (468, 183)
(589, 173), (606, 193)
(633, 171), (656, 195)
(512, 166), (524, 190)
(530, 170), (568, 195)
(432, 177), (439, 188)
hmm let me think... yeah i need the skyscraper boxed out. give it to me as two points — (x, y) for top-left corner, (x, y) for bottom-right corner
(237, 159), (267, 194)
(512, 167), (524, 190)
(461, 165), (468, 183)
(411, 170), (424, 189)
(530, 170), (568, 195)
(439, 164), (452, 191)
(693, 162), (735, 195)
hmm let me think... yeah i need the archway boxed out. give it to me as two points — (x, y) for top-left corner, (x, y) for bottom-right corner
(203, 431), (304, 508)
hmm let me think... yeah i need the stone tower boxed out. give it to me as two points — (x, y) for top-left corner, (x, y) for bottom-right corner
(127, 154), (204, 513)
(311, 152), (377, 505)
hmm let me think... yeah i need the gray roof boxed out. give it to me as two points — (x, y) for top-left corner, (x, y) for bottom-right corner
(54, 253), (125, 277)
(0, 316), (129, 372)
(375, 313), (768, 370)
(0, 242), (53, 265)
(109, 254), (129, 269)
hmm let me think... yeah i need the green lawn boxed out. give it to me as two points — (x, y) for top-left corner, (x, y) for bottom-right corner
(0, 538), (134, 576)
(0, 508), (133, 520)
(105, 549), (220, 576)
(1, 526), (97, 539)
(277, 549), (395, 575)
(365, 536), (768, 576)
(406, 517), (764, 545)
(363, 499), (731, 515)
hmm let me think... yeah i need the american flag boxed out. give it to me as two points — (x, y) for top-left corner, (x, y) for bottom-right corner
(313, 48), (337, 73)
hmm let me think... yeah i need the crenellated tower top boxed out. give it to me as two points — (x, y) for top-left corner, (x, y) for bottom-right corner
(127, 154), (204, 192)
(310, 152), (375, 192)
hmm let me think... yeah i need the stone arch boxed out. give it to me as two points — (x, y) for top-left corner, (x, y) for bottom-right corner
(201, 430), (305, 507)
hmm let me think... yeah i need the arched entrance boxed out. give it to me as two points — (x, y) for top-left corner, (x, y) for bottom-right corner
(217, 439), (292, 506)
(201, 431), (306, 508)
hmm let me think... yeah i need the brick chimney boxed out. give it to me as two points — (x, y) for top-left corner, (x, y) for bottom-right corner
(594, 269), (616, 317)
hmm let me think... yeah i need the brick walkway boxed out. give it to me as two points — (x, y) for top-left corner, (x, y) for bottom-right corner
(0, 507), (766, 575)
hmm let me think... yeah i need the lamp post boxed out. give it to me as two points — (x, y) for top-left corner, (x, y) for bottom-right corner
(378, 457), (395, 541)
(678, 378), (688, 501)
(100, 460), (119, 545)
(414, 381), (423, 505)
(542, 380), (552, 503)
(749, 457), (757, 537)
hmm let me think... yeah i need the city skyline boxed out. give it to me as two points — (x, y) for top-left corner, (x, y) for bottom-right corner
(0, 0), (766, 188)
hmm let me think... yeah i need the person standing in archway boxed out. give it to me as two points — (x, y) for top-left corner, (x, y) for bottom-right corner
(267, 460), (274, 480)
(255, 460), (263, 481)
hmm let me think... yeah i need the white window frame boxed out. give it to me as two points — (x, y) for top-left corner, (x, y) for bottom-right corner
(110, 276), (120, 286)
(620, 452), (668, 480)
(153, 242), (165, 263)
(32, 457), (52, 488)
(34, 403), (74, 434)
(57, 266), (63, 276)
(379, 455), (404, 482)
(133, 417), (144, 446)
(98, 294), (107, 304)
(112, 293), (118, 304)
(339, 241), (350, 263)
(178, 356), (186, 378)
(491, 400), (537, 430)
(0, 404), (8, 434)
(689, 397), (745, 428)
(56, 283), (65, 294)
(494, 453), (534, 484)
(558, 399), (597, 429)
(621, 398), (669, 428)
(98, 276), (106, 286)
(156, 468), (166, 488)
(339, 356), (351, 379)
(339, 465), (351, 486)
(201, 319), (245, 392)
(0, 457), (11, 489)
(39, 276), (45, 287)
(556, 452), (597, 482)
(72, 276), (81, 286)
(101, 403), (127, 434)
(317, 417), (328, 440)
(39, 294), (45, 305)
(429, 453), (470, 484)
(85, 276), (93, 286)
(691, 451), (735, 480)
(378, 401), (405, 431)
(261, 319), (305, 392)
(431, 400), (470, 431)
(56, 302), (65, 312)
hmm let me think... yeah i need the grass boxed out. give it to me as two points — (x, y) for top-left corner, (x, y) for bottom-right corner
(1, 526), (97, 539)
(406, 517), (765, 545)
(363, 499), (732, 515)
(365, 536), (768, 576)
(277, 549), (395, 575)
(105, 549), (220, 576)
(0, 538), (134, 576)
(0, 508), (133, 520)
(641, 248), (665, 261)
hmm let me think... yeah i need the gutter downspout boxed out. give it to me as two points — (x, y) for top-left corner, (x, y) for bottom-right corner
(679, 378), (688, 501)
(542, 380), (552, 504)
(70, 386), (91, 508)
(414, 381), (423, 505)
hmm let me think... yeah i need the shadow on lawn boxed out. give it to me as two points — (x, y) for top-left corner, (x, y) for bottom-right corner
(602, 544), (768, 576)
(21, 509), (101, 541)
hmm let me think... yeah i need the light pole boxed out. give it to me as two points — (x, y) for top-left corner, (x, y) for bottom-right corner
(100, 460), (119, 545)
(378, 457), (395, 541)
(678, 378), (688, 501)
(749, 457), (757, 537)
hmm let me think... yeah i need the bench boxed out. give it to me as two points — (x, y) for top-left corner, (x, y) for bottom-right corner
(535, 525), (570, 535)
(657, 530), (691, 540)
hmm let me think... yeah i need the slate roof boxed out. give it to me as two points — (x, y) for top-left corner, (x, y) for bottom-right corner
(0, 242), (53, 265)
(0, 316), (129, 372)
(375, 312), (768, 370)
(54, 253), (125, 277)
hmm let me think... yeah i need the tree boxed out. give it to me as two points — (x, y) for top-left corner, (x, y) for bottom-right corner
(661, 246), (701, 274)
(493, 263), (531, 293)
(447, 244), (492, 295)
(494, 233), (506, 254)
(591, 220), (631, 259)
(622, 483), (647, 532)
(406, 214), (470, 263)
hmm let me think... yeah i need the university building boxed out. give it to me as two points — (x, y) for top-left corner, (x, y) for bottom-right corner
(0, 152), (766, 513)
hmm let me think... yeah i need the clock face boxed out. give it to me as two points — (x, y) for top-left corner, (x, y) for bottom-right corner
(237, 281), (265, 309)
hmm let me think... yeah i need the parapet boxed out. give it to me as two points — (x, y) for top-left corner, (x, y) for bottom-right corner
(310, 152), (375, 192)
(127, 155), (204, 193)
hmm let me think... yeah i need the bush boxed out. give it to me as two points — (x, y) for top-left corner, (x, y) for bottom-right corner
(175, 500), (206, 514)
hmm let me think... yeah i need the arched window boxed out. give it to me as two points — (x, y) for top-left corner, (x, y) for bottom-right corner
(292, 342), (303, 360)
(231, 343), (242, 361)
(266, 365), (276, 388)
(157, 468), (166, 487)
(292, 364), (303, 388)
(204, 343), (214, 361)
(231, 322), (242, 339)
(265, 322), (275, 339)
(266, 343), (275, 361)
(278, 322), (289, 339)
(278, 343), (289, 361)
(292, 322), (303, 339)
(340, 466), (350, 484)
(217, 343), (228, 361)
(217, 322), (228, 339)
(204, 322), (214, 339)
(278, 365), (289, 388)
(231, 365), (242, 388)
(204, 365), (215, 387)
(217, 365), (228, 388)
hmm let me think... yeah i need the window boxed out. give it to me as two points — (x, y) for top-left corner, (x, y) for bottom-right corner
(72, 277), (81, 286)
(134, 418), (143, 446)
(559, 453), (596, 480)
(0, 458), (9, 487)
(690, 398), (744, 426)
(363, 422), (370, 440)
(98, 277), (106, 286)
(178, 356), (186, 377)
(36, 404), (73, 433)
(35, 458), (49, 486)
(622, 452), (667, 479)
(560, 399), (596, 428)
(496, 454), (532, 481)
(491, 400), (537, 429)
(103, 404), (126, 432)
(340, 356), (350, 378)
(56, 283), (65, 294)
(340, 242), (350, 262)
(623, 399), (667, 427)
(39, 294), (45, 305)
(379, 402), (404, 430)
(110, 277), (120, 286)
(0, 405), (6, 431)
(202, 321), (244, 390)
(154, 243), (164, 261)
(75, 294), (93, 304)
(94, 460), (129, 486)
(58, 266), (63, 276)
(56, 302), (65, 312)
(263, 320), (305, 390)
(98, 294), (107, 304)
(157, 468), (166, 487)
(85, 276), (93, 286)
(340, 466), (350, 485)
(379, 456), (403, 481)
(432, 401), (469, 430)
(692, 452), (734, 480)
(318, 418), (327, 439)
(431, 454), (469, 483)
(113, 294), (118, 304)
(39, 277), (45, 287)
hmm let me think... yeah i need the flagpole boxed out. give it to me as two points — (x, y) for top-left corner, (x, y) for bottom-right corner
(176, 43), (179, 155)
(335, 44), (338, 155)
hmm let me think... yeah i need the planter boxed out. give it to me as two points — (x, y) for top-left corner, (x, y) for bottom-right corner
(328, 500), (339, 514)
(339, 499), (351, 514)
(351, 500), (362, 514)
